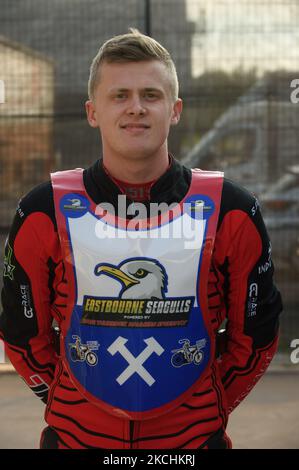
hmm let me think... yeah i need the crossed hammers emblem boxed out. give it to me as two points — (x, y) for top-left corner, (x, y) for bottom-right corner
(107, 336), (164, 386)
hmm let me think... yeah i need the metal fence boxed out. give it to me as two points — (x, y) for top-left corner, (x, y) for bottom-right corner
(0, 0), (299, 365)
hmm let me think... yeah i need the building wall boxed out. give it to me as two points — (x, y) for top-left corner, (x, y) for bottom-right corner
(0, 40), (54, 225)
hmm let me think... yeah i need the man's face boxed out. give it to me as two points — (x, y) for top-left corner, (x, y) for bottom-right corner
(85, 60), (182, 161)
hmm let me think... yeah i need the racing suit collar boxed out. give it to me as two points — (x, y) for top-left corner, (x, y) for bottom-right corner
(84, 154), (191, 207)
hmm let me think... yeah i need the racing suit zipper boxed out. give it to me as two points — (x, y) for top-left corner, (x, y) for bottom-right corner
(129, 420), (135, 448)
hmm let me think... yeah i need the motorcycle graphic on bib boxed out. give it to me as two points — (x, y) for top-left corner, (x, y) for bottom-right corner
(68, 335), (98, 366)
(52, 169), (223, 419)
(171, 338), (206, 368)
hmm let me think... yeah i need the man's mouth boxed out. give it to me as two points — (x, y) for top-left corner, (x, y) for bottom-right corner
(121, 123), (150, 129)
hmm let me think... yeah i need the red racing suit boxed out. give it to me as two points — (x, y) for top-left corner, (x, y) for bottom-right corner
(0, 157), (282, 449)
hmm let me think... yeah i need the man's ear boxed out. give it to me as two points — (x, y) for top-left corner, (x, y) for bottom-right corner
(170, 98), (183, 126)
(85, 100), (98, 128)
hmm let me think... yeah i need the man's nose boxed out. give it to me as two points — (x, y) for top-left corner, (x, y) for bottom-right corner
(126, 96), (146, 115)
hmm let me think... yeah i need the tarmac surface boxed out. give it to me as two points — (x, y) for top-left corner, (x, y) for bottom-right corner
(0, 370), (298, 449)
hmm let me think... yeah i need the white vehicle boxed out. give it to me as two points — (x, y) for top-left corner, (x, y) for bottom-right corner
(183, 99), (299, 195)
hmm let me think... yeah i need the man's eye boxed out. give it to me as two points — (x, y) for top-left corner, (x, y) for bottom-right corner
(115, 93), (127, 100)
(145, 93), (157, 99)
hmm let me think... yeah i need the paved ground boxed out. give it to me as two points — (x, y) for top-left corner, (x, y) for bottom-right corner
(0, 371), (298, 449)
(0, 373), (45, 449)
(227, 371), (299, 449)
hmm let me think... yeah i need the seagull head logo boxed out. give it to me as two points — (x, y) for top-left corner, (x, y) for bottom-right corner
(94, 258), (168, 299)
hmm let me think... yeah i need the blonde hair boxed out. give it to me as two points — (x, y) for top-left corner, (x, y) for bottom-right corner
(88, 28), (179, 102)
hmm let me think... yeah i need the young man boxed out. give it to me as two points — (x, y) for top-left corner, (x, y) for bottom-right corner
(0, 29), (282, 449)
